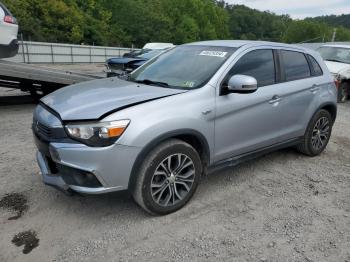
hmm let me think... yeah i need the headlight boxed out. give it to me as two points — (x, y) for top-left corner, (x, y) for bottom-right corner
(65, 120), (130, 147)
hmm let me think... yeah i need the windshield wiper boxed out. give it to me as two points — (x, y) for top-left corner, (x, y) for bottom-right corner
(135, 79), (170, 88)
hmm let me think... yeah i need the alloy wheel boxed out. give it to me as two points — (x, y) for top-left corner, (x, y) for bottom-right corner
(150, 153), (195, 207)
(311, 117), (330, 150)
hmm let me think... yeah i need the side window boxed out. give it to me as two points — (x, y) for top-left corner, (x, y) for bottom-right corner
(0, 4), (12, 16)
(307, 55), (323, 76)
(227, 49), (276, 87)
(281, 50), (311, 81)
(0, 6), (5, 20)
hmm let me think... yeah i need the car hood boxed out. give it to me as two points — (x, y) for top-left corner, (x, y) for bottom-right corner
(107, 57), (146, 65)
(325, 61), (350, 77)
(41, 78), (187, 121)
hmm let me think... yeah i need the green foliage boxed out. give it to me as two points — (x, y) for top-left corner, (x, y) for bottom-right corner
(282, 20), (332, 43)
(225, 4), (291, 41)
(334, 27), (350, 41)
(307, 14), (350, 29)
(224, 4), (350, 43)
(2, 0), (350, 46)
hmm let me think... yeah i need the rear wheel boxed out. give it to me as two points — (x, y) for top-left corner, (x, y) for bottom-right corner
(133, 139), (202, 215)
(297, 109), (333, 156)
(337, 82), (349, 103)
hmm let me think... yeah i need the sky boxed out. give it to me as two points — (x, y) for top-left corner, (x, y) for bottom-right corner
(225, 0), (350, 19)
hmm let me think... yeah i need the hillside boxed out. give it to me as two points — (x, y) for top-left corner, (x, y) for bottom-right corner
(308, 14), (350, 29)
(2, 0), (350, 47)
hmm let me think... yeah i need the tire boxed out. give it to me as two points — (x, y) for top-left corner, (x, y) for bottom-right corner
(297, 109), (333, 156)
(133, 139), (202, 215)
(337, 83), (349, 103)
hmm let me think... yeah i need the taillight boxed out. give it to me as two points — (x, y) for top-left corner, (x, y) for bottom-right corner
(4, 15), (16, 24)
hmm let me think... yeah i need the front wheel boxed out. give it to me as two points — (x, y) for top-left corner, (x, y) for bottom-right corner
(297, 109), (333, 156)
(133, 139), (202, 215)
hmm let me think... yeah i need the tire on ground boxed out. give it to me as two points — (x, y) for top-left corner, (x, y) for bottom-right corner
(297, 109), (333, 156)
(132, 139), (202, 215)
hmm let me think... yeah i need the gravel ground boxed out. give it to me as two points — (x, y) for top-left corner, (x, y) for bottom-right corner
(0, 100), (349, 262)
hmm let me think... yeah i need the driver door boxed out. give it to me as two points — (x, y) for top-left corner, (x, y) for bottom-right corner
(214, 48), (289, 162)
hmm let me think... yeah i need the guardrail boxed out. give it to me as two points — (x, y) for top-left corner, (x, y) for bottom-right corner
(6, 40), (350, 64)
(6, 41), (139, 64)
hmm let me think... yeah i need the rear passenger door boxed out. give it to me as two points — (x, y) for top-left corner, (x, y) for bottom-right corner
(275, 49), (319, 139)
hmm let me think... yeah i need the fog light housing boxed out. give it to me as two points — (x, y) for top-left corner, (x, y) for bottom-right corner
(57, 164), (103, 188)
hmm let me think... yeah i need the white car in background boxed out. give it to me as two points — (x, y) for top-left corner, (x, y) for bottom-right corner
(0, 1), (18, 58)
(318, 45), (350, 102)
(142, 42), (174, 50)
(123, 42), (174, 58)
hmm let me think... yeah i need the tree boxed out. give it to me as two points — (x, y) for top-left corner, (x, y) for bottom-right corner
(2, 0), (350, 46)
(282, 20), (332, 43)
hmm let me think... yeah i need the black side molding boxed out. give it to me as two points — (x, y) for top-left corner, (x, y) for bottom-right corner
(209, 137), (303, 173)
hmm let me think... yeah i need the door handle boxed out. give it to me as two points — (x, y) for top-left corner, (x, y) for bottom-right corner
(310, 84), (320, 93)
(202, 109), (212, 115)
(269, 95), (282, 104)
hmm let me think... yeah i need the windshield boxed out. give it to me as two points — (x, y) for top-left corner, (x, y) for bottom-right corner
(318, 46), (350, 64)
(129, 45), (237, 89)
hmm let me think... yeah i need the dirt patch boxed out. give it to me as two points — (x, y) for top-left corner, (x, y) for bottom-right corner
(12, 230), (39, 254)
(0, 192), (28, 220)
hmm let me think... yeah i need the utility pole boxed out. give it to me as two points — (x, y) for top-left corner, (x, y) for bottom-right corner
(331, 28), (337, 42)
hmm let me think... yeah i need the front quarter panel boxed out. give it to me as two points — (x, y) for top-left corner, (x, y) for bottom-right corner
(103, 86), (216, 163)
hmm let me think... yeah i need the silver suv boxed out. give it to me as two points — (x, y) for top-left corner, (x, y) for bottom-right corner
(33, 40), (337, 215)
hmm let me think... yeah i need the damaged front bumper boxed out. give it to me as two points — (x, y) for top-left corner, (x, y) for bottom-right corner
(35, 139), (142, 195)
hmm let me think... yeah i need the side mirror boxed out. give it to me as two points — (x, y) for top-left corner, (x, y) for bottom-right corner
(226, 74), (258, 94)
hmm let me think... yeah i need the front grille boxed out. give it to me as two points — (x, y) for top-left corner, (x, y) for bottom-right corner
(32, 119), (69, 142)
(37, 122), (53, 138)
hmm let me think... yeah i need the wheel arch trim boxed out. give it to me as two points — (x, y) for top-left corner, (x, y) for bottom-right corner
(317, 102), (337, 124)
(128, 129), (210, 190)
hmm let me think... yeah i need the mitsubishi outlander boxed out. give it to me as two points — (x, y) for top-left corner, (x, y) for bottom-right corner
(33, 41), (337, 215)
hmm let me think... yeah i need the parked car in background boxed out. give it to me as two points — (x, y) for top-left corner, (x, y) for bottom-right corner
(33, 40), (337, 215)
(123, 42), (174, 58)
(0, 2), (18, 58)
(106, 49), (169, 77)
(318, 44), (350, 102)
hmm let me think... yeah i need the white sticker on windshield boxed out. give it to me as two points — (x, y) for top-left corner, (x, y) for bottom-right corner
(199, 51), (227, 58)
(183, 81), (195, 88)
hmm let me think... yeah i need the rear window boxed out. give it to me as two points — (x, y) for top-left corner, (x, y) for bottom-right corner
(281, 50), (311, 81)
(307, 55), (323, 76)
